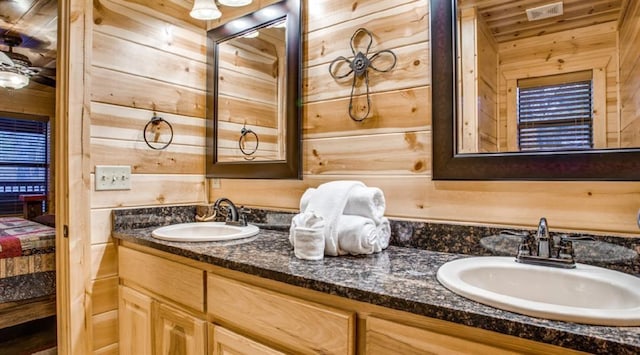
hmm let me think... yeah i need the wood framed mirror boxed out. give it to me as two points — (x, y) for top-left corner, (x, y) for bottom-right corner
(206, 0), (301, 179)
(431, 0), (640, 180)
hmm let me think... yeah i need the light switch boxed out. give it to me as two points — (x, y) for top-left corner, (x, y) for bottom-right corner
(95, 165), (132, 191)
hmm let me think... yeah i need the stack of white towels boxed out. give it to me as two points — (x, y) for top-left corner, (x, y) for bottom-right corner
(289, 181), (390, 260)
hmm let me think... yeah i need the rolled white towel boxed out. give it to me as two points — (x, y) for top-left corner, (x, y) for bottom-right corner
(300, 185), (386, 224)
(289, 211), (325, 260)
(374, 217), (391, 252)
(343, 185), (386, 224)
(305, 181), (365, 256)
(299, 187), (316, 212)
(336, 215), (377, 255)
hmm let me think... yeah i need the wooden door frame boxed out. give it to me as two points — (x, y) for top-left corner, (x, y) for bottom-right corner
(56, 0), (92, 353)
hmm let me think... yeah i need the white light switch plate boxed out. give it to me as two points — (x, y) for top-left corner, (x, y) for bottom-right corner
(95, 165), (132, 191)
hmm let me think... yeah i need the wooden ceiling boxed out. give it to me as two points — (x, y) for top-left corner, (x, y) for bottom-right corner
(459, 0), (626, 43)
(0, 0), (57, 89)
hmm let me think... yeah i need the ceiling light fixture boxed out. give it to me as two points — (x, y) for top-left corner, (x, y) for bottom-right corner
(218, 0), (252, 7)
(0, 70), (29, 90)
(190, 0), (222, 20)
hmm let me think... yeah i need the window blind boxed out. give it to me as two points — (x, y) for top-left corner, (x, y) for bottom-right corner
(0, 116), (49, 215)
(517, 78), (593, 152)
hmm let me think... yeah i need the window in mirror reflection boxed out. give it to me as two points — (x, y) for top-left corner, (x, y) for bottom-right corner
(517, 71), (593, 151)
(456, 0), (634, 154)
(216, 18), (286, 162)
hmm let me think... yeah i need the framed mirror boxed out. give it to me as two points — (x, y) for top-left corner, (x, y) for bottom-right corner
(431, 0), (640, 180)
(206, 0), (301, 179)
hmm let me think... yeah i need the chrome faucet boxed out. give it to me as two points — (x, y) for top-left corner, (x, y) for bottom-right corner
(536, 217), (552, 258)
(515, 217), (576, 269)
(213, 198), (247, 226)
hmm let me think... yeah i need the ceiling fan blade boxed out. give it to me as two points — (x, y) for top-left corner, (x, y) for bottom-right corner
(0, 51), (14, 66)
(31, 75), (56, 87)
(31, 67), (55, 76)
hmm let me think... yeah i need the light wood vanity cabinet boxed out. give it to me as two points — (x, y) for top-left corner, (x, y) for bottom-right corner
(117, 244), (588, 355)
(118, 246), (207, 355)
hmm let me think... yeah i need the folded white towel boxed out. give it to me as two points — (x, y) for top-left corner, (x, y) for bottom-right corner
(336, 215), (377, 255)
(300, 185), (385, 224)
(304, 181), (365, 256)
(289, 211), (325, 260)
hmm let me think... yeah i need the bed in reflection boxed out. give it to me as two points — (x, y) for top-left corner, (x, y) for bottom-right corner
(0, 216), (56, 329)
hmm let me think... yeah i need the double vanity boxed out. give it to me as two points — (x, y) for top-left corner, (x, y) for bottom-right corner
(112, 205), (640, 354)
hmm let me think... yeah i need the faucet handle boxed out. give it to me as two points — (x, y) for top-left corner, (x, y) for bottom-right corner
(557, 236), (575, 260)
(237, 206), (250, 226)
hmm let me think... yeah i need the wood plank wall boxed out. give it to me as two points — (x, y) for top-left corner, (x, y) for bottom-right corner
(619, 0), (640, 147)
(88, 0), (210, 351)
(212, 0), (640, 237)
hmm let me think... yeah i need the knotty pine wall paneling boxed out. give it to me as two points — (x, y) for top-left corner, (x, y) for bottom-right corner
(619, 0), (640, 147)
(89, 0), (208, 351)
(210, 0), (640, 236)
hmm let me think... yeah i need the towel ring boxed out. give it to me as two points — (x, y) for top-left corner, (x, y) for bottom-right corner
(238, 126), (259, 160)
(144, 115), (174, 150)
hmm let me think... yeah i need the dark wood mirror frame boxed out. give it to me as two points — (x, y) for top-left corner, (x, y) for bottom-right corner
(431, 0), (640, 181)
(206, 0), (301, 179)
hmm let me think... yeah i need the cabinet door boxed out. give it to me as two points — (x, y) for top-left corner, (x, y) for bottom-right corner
(155, 302), (207, 355)
(210, 325), (284, 355)
(119, 286), (154, 355)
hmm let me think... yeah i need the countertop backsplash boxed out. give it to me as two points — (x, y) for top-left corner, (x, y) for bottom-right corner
(112, 205), (640, 276)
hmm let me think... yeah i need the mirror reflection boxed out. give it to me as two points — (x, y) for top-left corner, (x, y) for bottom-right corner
(216, 19), (287, 162)
(456, 0), (637, 154)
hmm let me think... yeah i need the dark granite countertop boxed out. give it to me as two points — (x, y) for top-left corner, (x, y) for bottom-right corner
(113, 227), (640, 354)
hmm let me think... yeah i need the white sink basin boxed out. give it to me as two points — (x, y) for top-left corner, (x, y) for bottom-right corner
(151, 222), (259, 242)
(437, 256), (640, 326)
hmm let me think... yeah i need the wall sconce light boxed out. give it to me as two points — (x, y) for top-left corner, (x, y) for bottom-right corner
(190, 0), (222, 20)
(219, 0), (252, 6)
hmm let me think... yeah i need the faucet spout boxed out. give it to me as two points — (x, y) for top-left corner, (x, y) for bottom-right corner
(213, 198), (239, 222)
(536, 217), (552, 258)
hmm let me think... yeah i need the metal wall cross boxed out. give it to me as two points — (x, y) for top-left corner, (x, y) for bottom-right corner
(329, 28), (397, 122)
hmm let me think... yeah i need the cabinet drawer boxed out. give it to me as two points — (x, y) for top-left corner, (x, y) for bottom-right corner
(119, 246), (205, 312)
(208, 274), (355, 354)
(365, 317), (586, 355)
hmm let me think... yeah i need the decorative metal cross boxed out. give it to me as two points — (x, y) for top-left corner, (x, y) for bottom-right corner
(329, 28), (397, 122)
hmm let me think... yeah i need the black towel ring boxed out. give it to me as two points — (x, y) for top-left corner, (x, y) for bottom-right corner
(238, 125), (259, 160)
(143, 115), (174, 150)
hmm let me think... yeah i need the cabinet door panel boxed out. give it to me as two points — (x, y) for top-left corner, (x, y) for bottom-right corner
(119, 286), (153, 355)
(155, 303), (207, 355)
(210, 325), (284, 355)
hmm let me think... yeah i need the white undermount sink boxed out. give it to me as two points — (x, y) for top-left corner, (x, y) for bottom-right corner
(151, 222), (259, 242)
(437, 256), (640, 326)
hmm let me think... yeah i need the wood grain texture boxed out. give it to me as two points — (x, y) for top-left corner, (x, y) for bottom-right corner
(91, 174), (206, 208)
(210, 325), (285, 355)
(154, 302), (207, 355)
(92, 309), (119, 351)
(119, 246), (206, 312)
(119, 286), (153, 355)
(91, 243), (118, 280)
(92, 276), (119, 315)
(208, 273), (355, 355)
